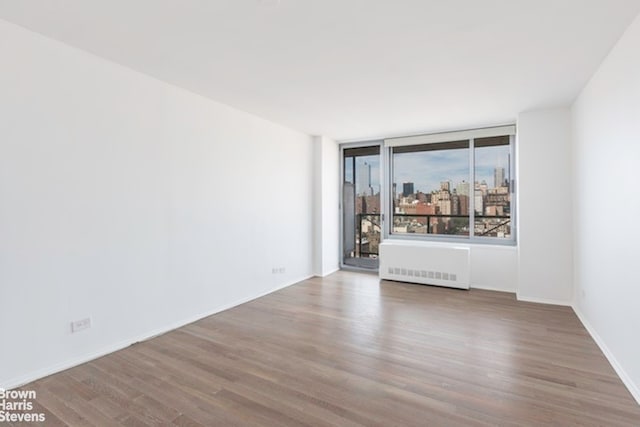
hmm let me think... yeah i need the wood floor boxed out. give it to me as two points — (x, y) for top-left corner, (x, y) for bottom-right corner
(11, 271), (640, 426)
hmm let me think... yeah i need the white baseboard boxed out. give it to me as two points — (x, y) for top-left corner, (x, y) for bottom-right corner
(516, 294), (572, 306)
(316, 267), (340, 278)
(1, 275), (312, 390)
(572, 305), (640, 405)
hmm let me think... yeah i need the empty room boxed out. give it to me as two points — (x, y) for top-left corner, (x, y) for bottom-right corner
(1, 1), (640, 426)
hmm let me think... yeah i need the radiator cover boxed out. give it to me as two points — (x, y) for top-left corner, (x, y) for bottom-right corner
(379, 241), (470, 289)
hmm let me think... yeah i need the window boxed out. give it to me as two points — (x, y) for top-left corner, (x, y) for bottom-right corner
(392, 140), (470, 236)
(386, 126), (515, 243)
(473, 136), (512, 238)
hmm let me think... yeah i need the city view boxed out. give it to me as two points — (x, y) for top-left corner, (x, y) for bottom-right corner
(345, 139), (512, 263)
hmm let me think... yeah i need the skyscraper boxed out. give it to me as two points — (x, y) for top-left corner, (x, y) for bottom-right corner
(474, 188), (484, 215)
(356, 162), (374, 196)
(456, 180), (470, 197)
(494, 167), (505, 188)
(402, 182), (414, 197)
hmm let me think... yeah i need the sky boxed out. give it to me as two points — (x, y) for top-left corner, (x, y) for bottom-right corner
(345, 155), (381, 194)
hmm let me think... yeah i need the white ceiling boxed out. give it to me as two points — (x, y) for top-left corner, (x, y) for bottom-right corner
(1, 1), (639, 141)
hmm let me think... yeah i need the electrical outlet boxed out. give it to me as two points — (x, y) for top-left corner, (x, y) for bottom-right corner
(71, 317), (91, 333)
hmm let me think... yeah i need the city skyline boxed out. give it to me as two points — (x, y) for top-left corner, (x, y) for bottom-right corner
(393, 144), (510, 195)
(348, 144), (510, 197)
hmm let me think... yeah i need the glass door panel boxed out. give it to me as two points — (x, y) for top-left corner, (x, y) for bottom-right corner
(342, 145), (381, 270)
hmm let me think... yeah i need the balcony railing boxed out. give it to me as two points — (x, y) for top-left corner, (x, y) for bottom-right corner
(354, 213), (511, 257)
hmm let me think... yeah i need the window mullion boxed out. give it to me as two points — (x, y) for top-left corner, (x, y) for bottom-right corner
(469, 138), (475, 239)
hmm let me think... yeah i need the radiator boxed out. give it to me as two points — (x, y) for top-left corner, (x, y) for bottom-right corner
(379, 241), (470, 289)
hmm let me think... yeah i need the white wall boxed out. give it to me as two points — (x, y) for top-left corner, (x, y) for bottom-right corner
(470, 245), (517, 292)
(516, 108), (573, 304)
(313, 136), (340, 276)
(571, 14), (640, 402)
(0, 19), (314, 389)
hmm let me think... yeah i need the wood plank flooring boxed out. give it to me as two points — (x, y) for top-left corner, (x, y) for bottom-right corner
(9, 271), (640, 426)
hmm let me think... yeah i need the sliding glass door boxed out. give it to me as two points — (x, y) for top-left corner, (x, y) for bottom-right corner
(341, 144), (381, 270)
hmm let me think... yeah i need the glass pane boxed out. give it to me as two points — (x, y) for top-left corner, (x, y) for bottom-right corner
(392, 141), (470, 236)
(344, 156), (353, 184)
(474, 136), (511, 238)
(355, 155), (381, 258)
(343, 146), (380, 270)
